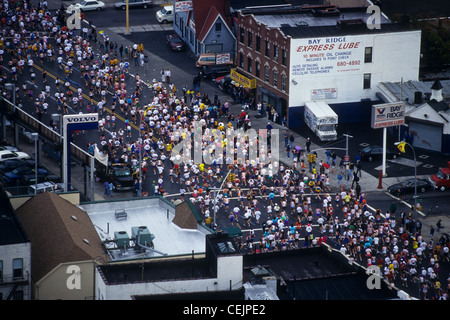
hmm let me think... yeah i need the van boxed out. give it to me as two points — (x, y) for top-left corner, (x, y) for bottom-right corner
(156, 5), (173, 23)
(196, 53), (234, 68)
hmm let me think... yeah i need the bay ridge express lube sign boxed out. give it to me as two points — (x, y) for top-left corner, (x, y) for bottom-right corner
(291, 35), (364, 77)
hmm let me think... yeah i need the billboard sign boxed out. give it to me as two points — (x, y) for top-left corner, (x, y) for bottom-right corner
(291, 35), (364, 77)
(371, 102), (405, 129)
(175, 1), (192, 12)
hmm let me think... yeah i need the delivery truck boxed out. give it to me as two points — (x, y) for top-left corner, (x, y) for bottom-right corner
(304, 101), (338, 141)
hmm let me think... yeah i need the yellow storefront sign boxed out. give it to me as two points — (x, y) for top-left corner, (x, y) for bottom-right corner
(230, 68), (256, 89)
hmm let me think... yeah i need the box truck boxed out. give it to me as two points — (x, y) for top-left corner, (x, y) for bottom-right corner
(304, 101), (338, 141)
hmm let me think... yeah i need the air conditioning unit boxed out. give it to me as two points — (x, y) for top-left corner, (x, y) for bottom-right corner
(114, 231), (130, 248)
(132, 226), (155, 246)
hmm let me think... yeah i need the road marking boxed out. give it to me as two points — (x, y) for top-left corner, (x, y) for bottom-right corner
(384, 191), (426, 217)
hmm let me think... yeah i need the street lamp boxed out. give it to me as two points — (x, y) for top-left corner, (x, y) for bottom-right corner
(31, 133), (39, 195)
(394, 141), (417, 220)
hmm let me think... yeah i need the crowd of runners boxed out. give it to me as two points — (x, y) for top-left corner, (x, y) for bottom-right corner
(0, 0), (448, 300)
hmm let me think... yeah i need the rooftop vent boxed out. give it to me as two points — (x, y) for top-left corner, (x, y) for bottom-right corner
(336, 19), (366, 31)
(312, 6), (340, 17)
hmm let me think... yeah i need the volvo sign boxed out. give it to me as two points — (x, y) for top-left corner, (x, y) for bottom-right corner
(371, 102), (405, 129)
(63, 113), (99, 192)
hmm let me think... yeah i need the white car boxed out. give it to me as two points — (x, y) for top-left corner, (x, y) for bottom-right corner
(66, 0), (105, 14)
(0, 150), (31, 162)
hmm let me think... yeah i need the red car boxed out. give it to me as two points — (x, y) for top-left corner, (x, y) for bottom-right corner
(166, 34), (185, 52)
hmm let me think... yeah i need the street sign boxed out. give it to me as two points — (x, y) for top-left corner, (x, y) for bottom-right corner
(371, 102), (405, 129)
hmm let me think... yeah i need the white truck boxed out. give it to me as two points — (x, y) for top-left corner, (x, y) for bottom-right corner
(304, 101), (338, 141)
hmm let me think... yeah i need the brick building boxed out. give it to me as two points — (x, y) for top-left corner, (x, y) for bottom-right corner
(233, 4), (421, 130)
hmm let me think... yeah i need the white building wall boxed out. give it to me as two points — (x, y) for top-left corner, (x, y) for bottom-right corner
(289, 30), (421, 107)
(0, 242), (31, 300)
(96, 255), (243, 300)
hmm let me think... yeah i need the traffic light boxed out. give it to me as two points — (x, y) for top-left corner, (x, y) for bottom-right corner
(307, 153), (316, 163)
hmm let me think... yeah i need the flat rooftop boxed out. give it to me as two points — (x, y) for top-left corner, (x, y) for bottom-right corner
(254, 10), (390, 29)
(78, 198), (209, 261)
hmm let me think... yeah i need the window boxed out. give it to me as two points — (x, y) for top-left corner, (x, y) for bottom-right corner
(265, 40), (270, 57)
(247, 57), (252, 73)
(239, 52), (244, 68)
(265, 66), (270, 82)
(0, 260), (3, 281)
(247, 31), (253, 48)
(13, 258), (23, 279)
(256, 36), (261, 52)
(273, 44), (278, 61)
(364, 47), (373, 63)
(215, 22), (221, 32)
(255, 61), (260, 78)
(363, 73), (371, 89)
(273, 70), (278, 88)
(282, 49), (287, 66)
(239, 27), (245, 44)
(281, 75), (286, 92)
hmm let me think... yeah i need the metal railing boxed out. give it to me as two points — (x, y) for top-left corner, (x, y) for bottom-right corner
(0, 97), (93, 165)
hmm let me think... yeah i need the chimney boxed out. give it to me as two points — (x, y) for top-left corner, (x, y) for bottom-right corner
(430, 80), (443, 102)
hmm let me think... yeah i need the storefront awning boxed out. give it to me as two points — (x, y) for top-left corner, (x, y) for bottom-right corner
(230, 68), (256, 89)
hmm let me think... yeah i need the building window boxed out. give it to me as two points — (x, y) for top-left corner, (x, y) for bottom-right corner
(255, 61), (260, 78)
(273, 70), (278, 88)
(363, 73), (371, 89)
(265, 66), (270, 82)
(273, 44), (278, 62)
(364, 47), (373, 63)
(265, 40), (270, 57)
(282, 49), (287, 66)
(281, 75), (286, 92)
(13, 258), (23, 279)
(247, 57), (252, 73)
(239, 52), (244, 68)
(215, 22), (221, 32)
(256, 36), (261, 52)
(0, 260), (3, 281)
(247, 31), (252, 48)
(239, 27), (245, 44)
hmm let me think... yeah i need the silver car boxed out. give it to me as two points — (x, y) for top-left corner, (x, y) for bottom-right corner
(114, 0), (152, 10)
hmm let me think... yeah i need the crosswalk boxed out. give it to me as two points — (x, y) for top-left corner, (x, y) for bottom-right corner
(107, 23), (173, 34)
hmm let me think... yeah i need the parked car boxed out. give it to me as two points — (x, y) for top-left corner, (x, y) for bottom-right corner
(166, 33), (185, 52)
(387, 178), (434, 195)
(156, 5), (173, 24)
(114, 0), (152, 10)
(0, 150), (30, 162)
(0, 159), (34, 173)
(19, 172), (60, 186)
(3, 165), (49, 185)
(359, 145), (399, 161)
(202, 65), (231, 79)
(66, 0), (105, 13)
(429, 161), (450, 192)
(215, 74), (232, 92)
(95, 163), (134, 191)
(0, 145), (18, 152)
